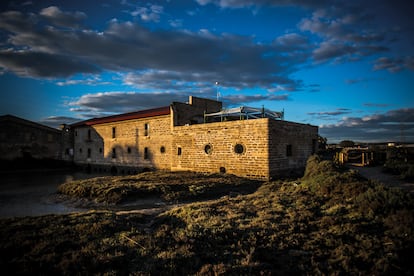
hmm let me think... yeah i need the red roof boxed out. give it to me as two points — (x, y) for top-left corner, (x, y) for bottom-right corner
(71, 106), (170, 127)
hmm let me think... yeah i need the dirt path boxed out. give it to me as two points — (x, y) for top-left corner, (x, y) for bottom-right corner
(350, 165), (414, 194)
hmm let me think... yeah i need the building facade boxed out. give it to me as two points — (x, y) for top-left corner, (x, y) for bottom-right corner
(0, 114), (62, 160)
(69, 96), (318, 180)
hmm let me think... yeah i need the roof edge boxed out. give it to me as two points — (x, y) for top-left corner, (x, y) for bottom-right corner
(70, 106), (171, 127)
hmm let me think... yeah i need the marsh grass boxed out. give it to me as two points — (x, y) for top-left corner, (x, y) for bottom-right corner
(58, 171), (261, 204)
(1, 157), (414, 274)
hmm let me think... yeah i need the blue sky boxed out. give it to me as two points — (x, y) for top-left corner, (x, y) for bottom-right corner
(0, 0), (413, 143)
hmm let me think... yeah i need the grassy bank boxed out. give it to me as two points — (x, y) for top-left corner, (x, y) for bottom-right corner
(1, 156), (414, 274)
(57, 171), (262, 204)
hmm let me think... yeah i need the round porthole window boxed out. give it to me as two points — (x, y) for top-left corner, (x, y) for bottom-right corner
(204, 144), (213, 155)
(234, 143), (245, 154)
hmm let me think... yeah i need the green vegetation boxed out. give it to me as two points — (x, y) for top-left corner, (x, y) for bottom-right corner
(383, 146), (414, 180)
(1, 156), (414, 274)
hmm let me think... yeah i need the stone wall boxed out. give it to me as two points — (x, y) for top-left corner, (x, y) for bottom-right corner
(172, 96), (222, 126)
(268, 120), (318, 178)
(171, 119), (269, 179)
(73, 115), (172, 170)
(0, 115), (61, 160)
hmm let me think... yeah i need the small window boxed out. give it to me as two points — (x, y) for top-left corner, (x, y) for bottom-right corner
(234, 143), (245, 155)
(127, 147), (131, 154)
(99, 148), (103, 154)
(204, 144), (213, 155)
(87, 129), (91, 140)
(286, 144), (292, 157)
(112, 127), (116, 138)
(144, 147), (149, 159)
(79, 148), (83, 153)
(75, 131), (78, 137)
(112, 148), (116, 158)
(144, 123), (149, 136)
(177, 147), (182, 156)
(160, 146), (166, 153)
(87, 148), (91, 158)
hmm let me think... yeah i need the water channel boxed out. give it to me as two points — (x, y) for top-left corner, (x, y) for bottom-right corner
(0, 170), (106, 218)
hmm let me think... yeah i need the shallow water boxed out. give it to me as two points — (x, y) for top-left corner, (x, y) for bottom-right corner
(0, 171), (106, 218)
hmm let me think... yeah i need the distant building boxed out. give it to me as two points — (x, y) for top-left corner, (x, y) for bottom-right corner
(0, 114), (62, 160)
(68, 96), (318, 180)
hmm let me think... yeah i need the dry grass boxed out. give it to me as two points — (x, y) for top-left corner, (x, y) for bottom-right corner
(58, 171), (261, 204)
(1, 156), (414, 275)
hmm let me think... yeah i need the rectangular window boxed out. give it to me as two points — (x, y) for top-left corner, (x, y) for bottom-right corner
(286, 144), (292, 157)
(87, 129), (91, 140)
(144, 147), (149, 159)
(112, 127), (116, 138)
(87, 148), (91, 158)
(144, 123), (149, 136)
(177, 147), (182, 156)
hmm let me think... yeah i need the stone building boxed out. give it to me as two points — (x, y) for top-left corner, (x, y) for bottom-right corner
(69, 96), (318, 180)
(0, 114), (62, 160)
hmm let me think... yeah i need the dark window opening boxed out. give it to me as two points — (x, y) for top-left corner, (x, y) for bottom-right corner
(87, 148), (91, 158)
(204, 144), (213, 155)
(87, 129), (91, 140)
(79, 148), (82, 153)
(75, 131), (78, 136)
(99, 148), (102, 154)
(220, 167), (226, 173)
(112, 127), (116, 138)
(144, 147), (149, 159)
(112, 148), (116, 158)
(160, 146), (166, 153)
(127, 147), (131, 154)
(177, 147), (182, 156)
(286, 144), (292, 157)
(65, 148), (70, 155)
(144, 123), (149, 136)
(234, 143), (245, 154)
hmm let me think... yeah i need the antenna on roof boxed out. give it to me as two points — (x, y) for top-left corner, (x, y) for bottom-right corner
(215, 81), (220, 101)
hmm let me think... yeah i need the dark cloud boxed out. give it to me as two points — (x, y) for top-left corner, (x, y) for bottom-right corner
(308, 108), (351, 117)
(69, 91), (190, 115)
(320, 108), (414, 143)
(68, 91), (288, 117)
(373, 56), (414, 73)
(0, 8), (304, 91)
(0, 51), (99, 78)
(298, 6), (390, 63)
